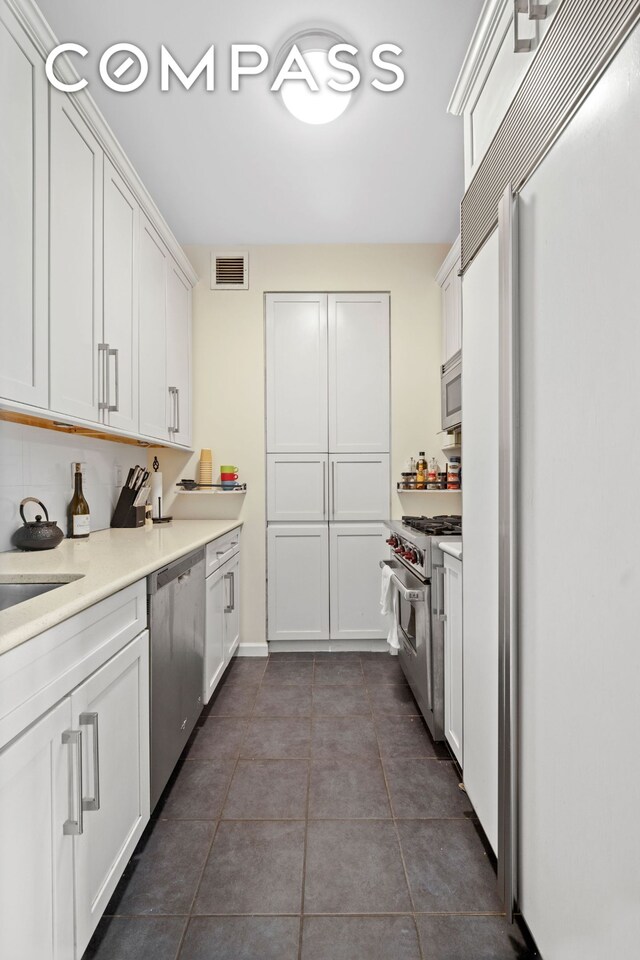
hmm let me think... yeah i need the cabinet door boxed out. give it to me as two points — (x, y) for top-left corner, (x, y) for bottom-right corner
(49, 93), (103, 422)
(267, 454), (328, 521)
(330, 454), (389, 521)
(329, 523), (388, 641)
(166, 260), (192, 447)
(444, 555), (463, 766)
(0, 699), (74, 960)
(223, 554), (241, 662)
(71, 632), (150, 956)
(0, 11), (48, 408)
(328, 293), (390, 453)
(204, 568), (225, 704)
(138, 215), (169, 441)
(267, 524), (329, 642)
(266, 293), (328, 452)
(441, 264), (462, 365)
(103, 157), (139, 433)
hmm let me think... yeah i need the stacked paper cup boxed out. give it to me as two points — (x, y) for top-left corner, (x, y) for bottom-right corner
(199, 449), (213, 486)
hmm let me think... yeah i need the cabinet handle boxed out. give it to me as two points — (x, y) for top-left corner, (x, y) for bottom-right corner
(434, 566), (446, 621)
(98, 343), (110, 411)
(224, 571), (234, 613)
(175, 388), (180, 435)
(331, 461), (336, 520)
(322, 461), (327, 519)
(513, 0), (532, 52)
(107, 349), (119, 413)
(79, 712), (100, 812)
(168, 386), (177, 433)
(62, 729), (84, 836)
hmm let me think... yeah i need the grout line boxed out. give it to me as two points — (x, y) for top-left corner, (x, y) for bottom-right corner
(298, 704), (313, 960)
(175, 681), (260, 960)
(366, 677), (427, 960)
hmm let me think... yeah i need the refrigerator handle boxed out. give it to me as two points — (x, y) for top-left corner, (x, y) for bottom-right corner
(497, 184), (519, 922)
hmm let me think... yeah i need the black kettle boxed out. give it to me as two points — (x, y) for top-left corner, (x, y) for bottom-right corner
(14, 498), (64, 551)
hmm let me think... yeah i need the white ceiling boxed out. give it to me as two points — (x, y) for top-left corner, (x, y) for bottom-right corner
(36, 0), (483, 245)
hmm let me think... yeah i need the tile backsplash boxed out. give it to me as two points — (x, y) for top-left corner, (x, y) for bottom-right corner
(0, 421), (143, 552)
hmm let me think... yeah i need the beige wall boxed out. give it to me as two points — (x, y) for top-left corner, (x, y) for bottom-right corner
(152, 244), (461, 650)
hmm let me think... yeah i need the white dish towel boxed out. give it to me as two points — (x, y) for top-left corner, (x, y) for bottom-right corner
(380, 564), (399, 652)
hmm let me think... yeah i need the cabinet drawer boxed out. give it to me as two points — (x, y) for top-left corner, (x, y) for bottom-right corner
(0, 580), (147, 749)
(205, 527), (241, 577)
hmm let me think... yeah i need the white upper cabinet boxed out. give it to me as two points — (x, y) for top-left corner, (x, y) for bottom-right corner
(329, 523), (388, 641)
(449, 0), (559, 186)
(138, 216), (169, 442)
(328, 293), (390, 453)
(267, 454), (328, 522)
(102, 158), (139, 434)
(330, 454), (390, 522)
(0, 10), (48, 408)
(49, 94), (103, 422)
(266, 293), (328, 453)
(436, 239), (462, 366)
(166, 261), (192, 448)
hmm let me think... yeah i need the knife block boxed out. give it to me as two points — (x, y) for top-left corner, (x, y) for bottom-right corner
(111, 488), (146, 528)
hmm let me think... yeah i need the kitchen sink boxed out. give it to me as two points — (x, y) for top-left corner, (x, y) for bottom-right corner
(0, 576), (84, 613)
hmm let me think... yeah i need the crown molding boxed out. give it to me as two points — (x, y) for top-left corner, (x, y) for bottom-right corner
(448, 0), (506, 116)
(4, 0), (198, 287)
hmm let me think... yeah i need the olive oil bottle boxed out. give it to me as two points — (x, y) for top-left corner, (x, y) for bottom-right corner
(69, 462), (90, 538)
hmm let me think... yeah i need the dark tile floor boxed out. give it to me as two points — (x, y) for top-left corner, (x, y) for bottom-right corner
(83, 652), (537, 960)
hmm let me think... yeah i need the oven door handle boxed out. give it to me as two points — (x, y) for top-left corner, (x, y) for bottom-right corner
(379, 560), (425, 602)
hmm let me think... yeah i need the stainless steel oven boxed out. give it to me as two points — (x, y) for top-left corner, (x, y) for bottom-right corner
(441, 349), (462, 430)
(380, 557), (444, 741)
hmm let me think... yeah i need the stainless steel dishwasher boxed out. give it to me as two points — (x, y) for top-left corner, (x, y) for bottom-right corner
(148, 548), (205, 809)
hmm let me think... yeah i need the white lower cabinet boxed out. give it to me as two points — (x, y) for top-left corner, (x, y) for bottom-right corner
(267, 524), (330, 642)
(443, 554), (463, 766)
(223, 553), (241, 662)
(329, 524), (388, 641)
(0, 582), (149, 960)
(71, 631), (150, 955)
(204, 533), (242, 703)
(0, 699), (74, 960)
(267, 523), (388, 644)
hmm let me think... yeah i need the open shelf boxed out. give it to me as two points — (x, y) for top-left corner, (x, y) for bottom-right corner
(397, 488), (461, 493)
(174, 487), (246, 495)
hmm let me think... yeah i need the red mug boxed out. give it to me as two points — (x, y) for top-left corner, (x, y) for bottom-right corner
(220, 472), (238, 481)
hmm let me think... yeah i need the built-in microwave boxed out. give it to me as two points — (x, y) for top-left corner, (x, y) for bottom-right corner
(441, 350), (462, 431)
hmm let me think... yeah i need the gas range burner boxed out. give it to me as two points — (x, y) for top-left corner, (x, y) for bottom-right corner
(402, 515), (462, 536)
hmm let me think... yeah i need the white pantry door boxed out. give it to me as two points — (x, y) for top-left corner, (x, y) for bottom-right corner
(266, 293), (328, 452)
(267, 524), (329, 642)
(328, 293), (390, 453)
(267, 454), (329, 521)
(329, 523), (388, 641)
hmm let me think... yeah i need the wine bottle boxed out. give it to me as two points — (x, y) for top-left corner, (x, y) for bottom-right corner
(69, 462), (90, 538)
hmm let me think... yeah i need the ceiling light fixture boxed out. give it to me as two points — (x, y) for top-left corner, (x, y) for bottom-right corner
(274, 28), (357, 125)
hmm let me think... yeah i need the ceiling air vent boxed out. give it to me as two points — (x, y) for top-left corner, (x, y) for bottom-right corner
(211, 251), (249, 290)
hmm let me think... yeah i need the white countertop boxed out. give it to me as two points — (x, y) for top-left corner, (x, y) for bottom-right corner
(0, 520), (243, 656)
(439, 538), (462, 561)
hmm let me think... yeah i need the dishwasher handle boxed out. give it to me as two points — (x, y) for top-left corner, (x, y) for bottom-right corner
(148, 548), (205, 594)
